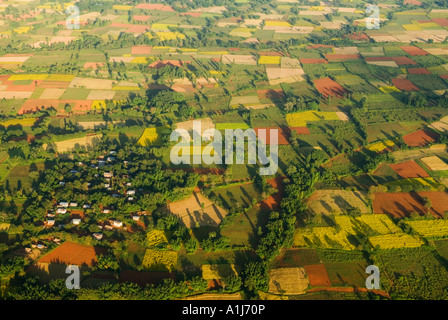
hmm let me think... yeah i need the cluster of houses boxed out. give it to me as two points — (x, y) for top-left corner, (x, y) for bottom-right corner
(43, 150), (146, 241)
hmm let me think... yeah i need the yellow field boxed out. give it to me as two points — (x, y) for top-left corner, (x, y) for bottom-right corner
(258, 56), (281, 64)
(156, 31), (186, 41)
(356, 214), (402, 235)
(146, 229), (168, 247)
(131, 57), (148, 64)
(152, 23), (177, 30)
(365, 140), (395, 153)
(137, 128), (160, 146)
(14, 27), (31, 34)
(8, 74), (48, 81)
(265, 21), (292, 27)
(404, 220), (448, 238)
(113, 86), (140, 90)
(46, 74), (75, 82)
(202, 264), (239, 280)
(379, 86), (401, 93)
(0, 223), (10, 231)
(402, 24), (421, 31)
(142, 249), (177, 272)
(113, 5), (133, 10)
(285, 111), (340, 127)
(0, 118), (36, 127)
(91, 100), (106, 110)
(293, 227), (356, 250)
(369, 233), (424, 249)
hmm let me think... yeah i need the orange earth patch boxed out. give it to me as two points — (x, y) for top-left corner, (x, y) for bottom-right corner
(408, 68), (431, 74)
(148, 60), (187, 69)
(135, 3), (174, 11)
(132, 45), (152, 55)
(289, 127), (310, 135)
(304, 264), (331, 287)
(432, 18), (448, 27)
(391, 56), (418, 65)
(261, 176), (284, 211)
(400, 46), (429, 56)
(254, 127), (290, 145)
(392, 78), (419, 91)
(389, 160), (430, 179)
(257, 89), (285, 101)
(403, 128), (439, 147)
(133, 15), (151, 21)
(313, 77), (349, 98)
(38, 241), (106, 266)
(373, 191), (448, 218)
(83, 62), (104, 69)
(306, 44), (334, 49)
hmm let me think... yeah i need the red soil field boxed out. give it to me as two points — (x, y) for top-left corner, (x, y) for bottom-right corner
(347, 33), (369, 41)
(0, 75), (10, 81)
(6, 80), (43, 91)
(403, 128), (439, 147)
(118, 270), (174, 287)
(391, 56), (418, 65)
(391, 78), (419, 91)
(314, 77), (349, 98)
(324, 54), (361, 61)
(257, 88), (285, 101)
(440, 75), (448, 80)
(432, 18), (448, 27)
(38, 241), (106, 266)
(19, 99), (59, 114)
(304, 264), (331, 287)
(254, 127), (290, 145)
(148, 60), (187, 69)
(404, 0), (422, 5)
(408, 68), (431, 75)
(261, 176), (284, 211)
(126, 25), (151, 33)
(290, 127), (310, 135)
(135, 3), (174, 11)
(133, 15), (151, 21)
(110, 23), (135, 28)
(132, 45), (152, 55)
(400, 46), (429, 56)
(300, 59), (328, 64)
(83, 62), (104, 70)
(388, 160), (430, 179)
(373, 191), (448, 218)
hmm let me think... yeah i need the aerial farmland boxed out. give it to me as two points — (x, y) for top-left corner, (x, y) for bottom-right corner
(0, 0), (448, 304)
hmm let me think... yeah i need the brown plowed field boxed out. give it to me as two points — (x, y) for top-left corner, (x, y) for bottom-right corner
(38, 241), (106, 266)
(403, 129), (439, 147)
(373, 191), (448, 218)
(392, 78), (419, 91)
(304, 264), (331, 287)
(388, 160), (430, 179)
(314, 77), (349, 98)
